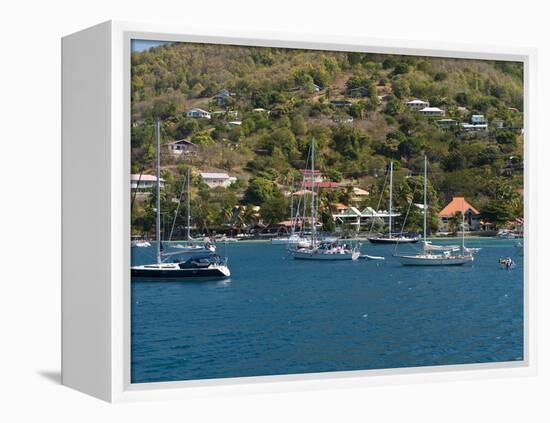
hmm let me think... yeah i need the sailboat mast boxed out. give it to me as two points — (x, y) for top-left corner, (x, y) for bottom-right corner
(186, 167), (191, 241)
(423, 155), (427, 242)
(389, 161), (393, 239)
(156, 121), (162, 265)
(290, 178), (294, 235)
(461, 198), (465, 249)
(311, 138), (316, 246)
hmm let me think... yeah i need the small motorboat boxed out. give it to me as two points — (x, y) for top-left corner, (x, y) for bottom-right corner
(499, 257), (516, 270)
(131, 240), (151, 248)
(359, 254), (385, 260)
(131, 236), (151, 248)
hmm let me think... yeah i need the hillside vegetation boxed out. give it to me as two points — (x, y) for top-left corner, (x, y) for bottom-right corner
(130, 42), (524, 236)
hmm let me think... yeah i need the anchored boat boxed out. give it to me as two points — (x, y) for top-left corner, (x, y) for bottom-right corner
(131, 122), (230, 280)
(289, 138), (359, 261)
(395, 156), (474, 266)
(131, 253), (230, 278)
(368, 161), (419, 244)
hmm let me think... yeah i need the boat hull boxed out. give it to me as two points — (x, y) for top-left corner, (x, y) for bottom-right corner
(368, 237), (419, 244)
(131, 264), (230, 279)
(271, 237), (298, 245)
(396, 254), (473, 266)
(291, 250), (360, 260)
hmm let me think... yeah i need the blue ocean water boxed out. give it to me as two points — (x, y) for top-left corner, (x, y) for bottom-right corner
(131, 238), (524, 383)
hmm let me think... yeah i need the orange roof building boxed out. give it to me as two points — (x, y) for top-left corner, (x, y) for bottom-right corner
(438, 197), (479, 218)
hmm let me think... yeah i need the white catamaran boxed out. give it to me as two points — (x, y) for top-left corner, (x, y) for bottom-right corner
(131, 122), (230, 279)
(289, 138), (360, 260)
(396, 156), (474, 266)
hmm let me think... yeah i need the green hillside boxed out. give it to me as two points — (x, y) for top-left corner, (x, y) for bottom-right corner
(130, 42), (524, 236)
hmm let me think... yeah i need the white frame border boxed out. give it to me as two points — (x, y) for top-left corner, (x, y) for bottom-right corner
(108, 21), (537, 403)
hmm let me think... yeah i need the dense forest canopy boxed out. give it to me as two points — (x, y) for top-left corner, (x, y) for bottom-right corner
(130, 41), (524, 236)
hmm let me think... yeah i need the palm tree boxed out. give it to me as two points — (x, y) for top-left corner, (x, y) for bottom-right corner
(448, 212), (461, 235)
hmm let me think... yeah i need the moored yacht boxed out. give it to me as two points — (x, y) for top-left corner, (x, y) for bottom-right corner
(131, 253), (231, 278)
(397, 250), (473, 266)
(368, 234), (419, 244)
(395, 156), (474, 266)
(368, 161), (419, 244)
(289, 138), (360, 261)
(131, 121), (230, 280)
(292, 241), (360, 260)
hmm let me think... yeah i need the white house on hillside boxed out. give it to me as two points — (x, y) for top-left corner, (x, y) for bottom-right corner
(406, 99), (429, 110)
(185, 108), (211, 119)
(200, 172), (237, 188)
(471, 114), (486, 124)
(419, 106), (445, 117)
(213, 89), (232, 105)
(460, 114), (488, 132)
(227, 121), (242, 128)
(131, 174), (165, 190)
(460, 123), (488, 132)
(436, 118), (458, 129)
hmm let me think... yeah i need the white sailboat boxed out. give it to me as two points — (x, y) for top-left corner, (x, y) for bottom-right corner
(131, 122), (230, 279)
(271, 233), (309, 245)
(368, 161), (420, 244)
(289, 138), (360, 260)
(396, 156), (474, 266)
(271, 179), (310, 246)
(170, 167), (216, 254)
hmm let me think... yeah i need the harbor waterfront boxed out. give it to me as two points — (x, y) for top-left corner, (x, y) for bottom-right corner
(131, 238), (523, 383)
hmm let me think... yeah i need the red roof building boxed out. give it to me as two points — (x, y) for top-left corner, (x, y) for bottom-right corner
(303, 181), (342, 189)
(438, 197), (480, 232)
(438, 197), (479, 218)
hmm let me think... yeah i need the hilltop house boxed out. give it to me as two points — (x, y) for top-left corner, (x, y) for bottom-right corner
(185, 108), (211, 119)
(436, 118), (458, 130)
(167, 139), (198, 156)
(213, 89), (232, 105)
(131, 174), (165, 191)
(304, 181), (343, 189)
(351, 187), (369, 203)
(211, 110), (238, 119)
(300, 170), (343, 189)
(406, 99), (429, 111)
(419, 106), (445, 117)
(300, 169), (324, 183)
(199, 172), (237, 188)
(471, 115), (486, 124)
(227, 121), (242, 128)
(460, 114), (488, 132)
(438, 197), (480, 232)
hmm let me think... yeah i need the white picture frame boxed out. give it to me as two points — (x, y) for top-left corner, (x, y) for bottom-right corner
(61, 20), (537, 403)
